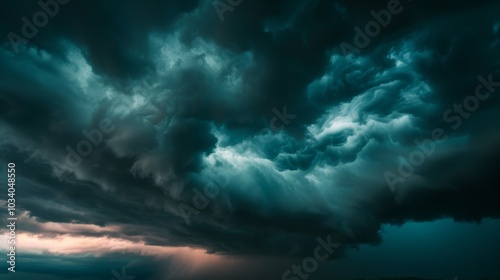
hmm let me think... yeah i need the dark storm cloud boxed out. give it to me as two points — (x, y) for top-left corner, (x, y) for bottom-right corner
(1, 0), (500, 273)
(0, 0), (201, 80)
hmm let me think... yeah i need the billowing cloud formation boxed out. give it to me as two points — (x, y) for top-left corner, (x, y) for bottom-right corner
(1, 0), (500, 277)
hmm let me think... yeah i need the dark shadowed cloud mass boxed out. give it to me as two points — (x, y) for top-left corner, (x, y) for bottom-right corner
(1, 0), (500, 279)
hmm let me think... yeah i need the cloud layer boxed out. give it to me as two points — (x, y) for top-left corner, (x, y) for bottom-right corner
(1, 0), (500, 278)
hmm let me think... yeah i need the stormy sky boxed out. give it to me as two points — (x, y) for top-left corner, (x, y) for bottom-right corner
(1, 0), (500, 279)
